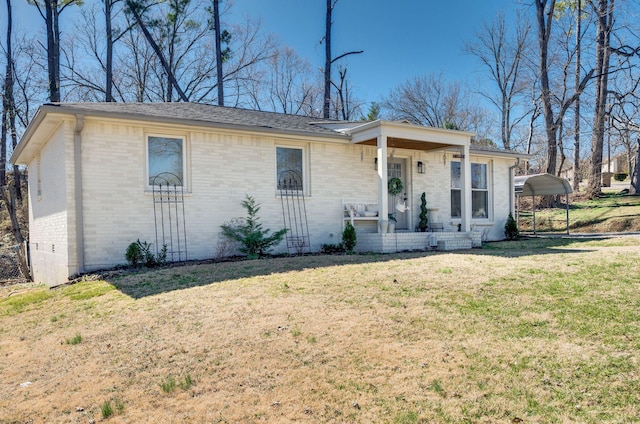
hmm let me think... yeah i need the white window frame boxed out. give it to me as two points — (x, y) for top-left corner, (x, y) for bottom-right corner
(275, 144), (309, 195)
(146, 133), (189, 190)
(450, 160), (492, 220)
(471, 162), (490, 219)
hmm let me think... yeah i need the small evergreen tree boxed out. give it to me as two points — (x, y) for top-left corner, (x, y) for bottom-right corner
(125, 239), (166, 267)
(418, 192), (429, 231)
(220, 196), (287, 258)
(342, 222), (357, 253)
(504, 212), (519, 240)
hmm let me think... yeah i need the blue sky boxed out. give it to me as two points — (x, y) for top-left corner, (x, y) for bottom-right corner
(230, 0), (523, 105)
(2, 0), (523, 106)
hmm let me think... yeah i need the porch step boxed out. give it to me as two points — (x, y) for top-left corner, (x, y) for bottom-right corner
(437, 237), (473, 251)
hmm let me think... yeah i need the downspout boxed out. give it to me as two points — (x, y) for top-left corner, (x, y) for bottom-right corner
(73, 115), (85, 275)
(509, 158), (520, 215)
(460, 144), (471, 232)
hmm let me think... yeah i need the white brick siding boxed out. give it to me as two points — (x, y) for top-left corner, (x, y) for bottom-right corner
(25, 115), (518, 285)
(28, 123), (72, 285)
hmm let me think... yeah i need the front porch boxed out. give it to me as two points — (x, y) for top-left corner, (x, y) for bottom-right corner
(342, 120), (476, 236)
(355, 231), (482, 254)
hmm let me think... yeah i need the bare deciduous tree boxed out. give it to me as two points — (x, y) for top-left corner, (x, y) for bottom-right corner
(322, 0), (362, 119)
(330, 66), (363, 121)
(383, 73), (492, 138)
(245, 46), (321, 115)
(586, 0), (615, 198)
(124, 0), (189, 101)
(534, 0), (593, 180)
(28, 0), (82, 102)
(465, 12), (531, 150)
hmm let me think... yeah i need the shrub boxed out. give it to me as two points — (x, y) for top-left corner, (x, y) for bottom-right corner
(342, 222), (357, 253)
(220, 196), (287, 259)
(125, 240), (167, 267)
(321, 243), (345, 254)
(418, 192), (429, 231)
(614, 173), (628, 182)
(125, 241), (143, 266)
(504, 212), (520, 240)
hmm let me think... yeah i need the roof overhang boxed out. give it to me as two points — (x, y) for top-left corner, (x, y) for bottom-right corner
(514, 173), (573, 196)
(10, 106), (66, 165)
(10, 104), (352, 165)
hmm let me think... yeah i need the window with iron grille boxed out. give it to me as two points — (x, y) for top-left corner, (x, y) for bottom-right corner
(276, 146), (304, 192)
(147, 135), (185, 187)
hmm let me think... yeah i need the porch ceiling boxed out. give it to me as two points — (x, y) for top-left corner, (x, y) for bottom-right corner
(353, 137), (452, 152)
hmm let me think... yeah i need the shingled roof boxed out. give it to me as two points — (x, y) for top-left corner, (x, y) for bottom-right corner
(43, 102), (351, 138)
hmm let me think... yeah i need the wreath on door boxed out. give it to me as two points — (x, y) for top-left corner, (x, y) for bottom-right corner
(388, 177), (403, 195)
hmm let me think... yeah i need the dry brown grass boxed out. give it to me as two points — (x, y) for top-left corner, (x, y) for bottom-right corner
(1, 237), (640, 423)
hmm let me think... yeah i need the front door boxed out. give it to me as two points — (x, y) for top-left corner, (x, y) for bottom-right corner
(388, 159), (408, 230)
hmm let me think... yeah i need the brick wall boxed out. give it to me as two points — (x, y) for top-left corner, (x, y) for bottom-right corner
(28, 123), (72, 285)
(28, 116), (518, 284)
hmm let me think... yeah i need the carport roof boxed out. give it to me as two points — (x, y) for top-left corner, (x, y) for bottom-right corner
(514, 173), (573, 196)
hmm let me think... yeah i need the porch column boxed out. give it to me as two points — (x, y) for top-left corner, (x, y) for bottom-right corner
(460, 144), (472, 232)
(377, 135), (388, 232)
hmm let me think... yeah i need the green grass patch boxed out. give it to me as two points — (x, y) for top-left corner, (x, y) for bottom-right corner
(160, 376), (177, 393)
(178, 374), (195, 390)
(100, 400), (113, 418)
(0, 288), (54, 316)
(62, 281), (115, 300)
(65, 334), (82, 345)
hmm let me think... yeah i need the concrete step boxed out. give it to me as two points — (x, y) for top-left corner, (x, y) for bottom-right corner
(437, 238), (473, 251)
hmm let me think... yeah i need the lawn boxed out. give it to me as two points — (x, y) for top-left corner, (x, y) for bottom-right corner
(518, 191), (640, 234)
(1, 237), (640, 423)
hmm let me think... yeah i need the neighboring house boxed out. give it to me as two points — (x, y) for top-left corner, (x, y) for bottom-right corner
(601, 154), (628, 175)
(11, 103), (529, 286)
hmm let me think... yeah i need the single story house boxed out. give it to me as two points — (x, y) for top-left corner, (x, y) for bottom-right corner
(11, 102), (529, 286)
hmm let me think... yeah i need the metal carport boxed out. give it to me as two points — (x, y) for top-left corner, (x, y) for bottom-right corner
(514, 173), (573, 234)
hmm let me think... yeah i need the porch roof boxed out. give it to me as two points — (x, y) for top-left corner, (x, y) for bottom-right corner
(343, 119), (473, 151)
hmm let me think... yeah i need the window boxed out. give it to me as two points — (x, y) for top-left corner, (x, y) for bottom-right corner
(148, 136), (184, 186)
(471, 163), (488, 218)
(451, 161), (490, 219)
(276, 146), (304, 191)
(451, 162), (461, 218)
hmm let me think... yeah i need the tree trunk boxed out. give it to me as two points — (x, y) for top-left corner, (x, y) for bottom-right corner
(631, 138), (640, 195)
(535, 0), (559, 177)
(2, 0), (18, 198)
(572, 0), (582, 191)
(1, 0), (10, 186)
(0, 186), (30, 281)
(45, 0), (60, 102)
(125, 0), (189, 102)
(587, 0), (614, 199)
(213, 0), (224, 106)
(323, 0), (332, 119)
(105, 0), (114, 102)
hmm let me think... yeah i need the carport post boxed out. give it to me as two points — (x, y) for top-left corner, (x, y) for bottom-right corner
(565, 193), (570, 234)
(532, 194), (536, 235)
